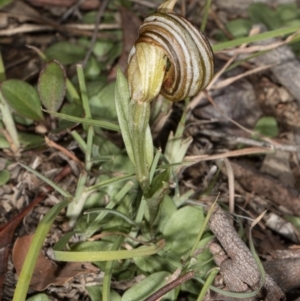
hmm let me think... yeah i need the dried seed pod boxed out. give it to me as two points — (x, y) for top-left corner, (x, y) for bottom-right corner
(128, 11), (214, 102)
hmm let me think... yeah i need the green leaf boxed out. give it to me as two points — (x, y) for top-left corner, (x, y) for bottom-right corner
(52, 240), (164, 261)
(0, 0), (13, 9)
(226, 19), (252, 38)
(26, 293), (50, 301)
(145, 169), (170, 223)
(254, 116), (279, 138)
(145, 123), (154, 172)
(1, 80), (43, 121)
(86, 286), (121, 301)
(86, 78), (107, 98)
(249, 3), (280, 29)
(93, 40), (114, 57)
(43, 109), (119, 131)
(56, 103), (84, 132)
(13, 114), (34, 126)
(38, 60), (66, 112)
(121, 271), (173, 301)
(212, 24), (300, 51)
(0, 135), (10, 148)
(277, 3), (300, 23)
(90, 82), (118, 121)
(284, 215), (300, 230)
(115, 68), (134, 164)
(0, 169), (10, 185)
(162, 206), (204, 258)
(192, 235), (215, 277)
(134, 254), (172, 274)
(157, 195), (177, 233)
(18, 133), (44, 149)
(84, 56), (101, 79)
(45, 42), (86, 65)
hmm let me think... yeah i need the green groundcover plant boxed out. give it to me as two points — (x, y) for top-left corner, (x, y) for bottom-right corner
(0, 0), (299, 300)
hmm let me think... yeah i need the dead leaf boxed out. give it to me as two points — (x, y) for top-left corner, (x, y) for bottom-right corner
(0, 166), (71, 300)
(0, 193), (46, 300)
(12, 234), (100, 291)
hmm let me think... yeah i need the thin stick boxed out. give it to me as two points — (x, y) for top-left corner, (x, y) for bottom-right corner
(61, 0), (86, 22)
(145, 271), (195, 301)
(45, 136), (84, 169)
(223, 158), (235, 215)
(197, 128), (300, 152)
(184, 147), (272, 164)
(82, 0), (110, 67)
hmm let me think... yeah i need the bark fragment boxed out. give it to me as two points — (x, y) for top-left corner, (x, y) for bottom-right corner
(208, 204), (285, 301)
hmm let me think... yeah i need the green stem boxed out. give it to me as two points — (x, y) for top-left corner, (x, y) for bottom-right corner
(102, 236), (123, 301)
(129, 101), (151, 193)
(196, 268), (219, 301)
(200, 0), (212, 32)
(66, 172), (88, 226)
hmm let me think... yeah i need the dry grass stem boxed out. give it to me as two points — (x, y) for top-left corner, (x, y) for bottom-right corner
(45, 137), (84, 169)
(184, 147), (272, 165)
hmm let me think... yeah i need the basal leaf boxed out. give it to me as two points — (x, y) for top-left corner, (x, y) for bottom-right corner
(248, 3), (280, 29)
(18, 133), (44, 149)
(84, 56), (101, 79)
(121, 271), (173, 301)
(26, 293), (50, 301)
(86, 286), (121, 301)
(38, 60), (66, 112)
(226, 19), (252, 38)
(93, 40), (114, 57)
(254, 116), (279, 138)
(163, 206), (204, 258)
(56, 103), (84, 132)
(45, 42), (86, 65)
(0, 170), (10, 185)
(1, 80), (43, 121)
(90, 82), (118, 121)
(157, 195), (177, 233)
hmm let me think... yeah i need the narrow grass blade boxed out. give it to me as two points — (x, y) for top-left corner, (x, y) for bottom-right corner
(212, 24), (300, 51)
(66, 78), (81, 104)
(53, 240), (165, 261)
(13, 199), (70, 301)
(85, 181), (134, 238)
(71, 130), (87, 152)
(200, 0), (212, 32)
(66, 171), (88, 225)
(102, 236), (123, 301)
(85, 174), (134, 192)
(77, 64), (91, 119)
(19, 163), (72, 198)
(196, 268), (219, 301)
(84, 208), (138, 227)
(43, 109), (120, 131)
(85, 126), (94, 171)
(188, 200), (216, 259)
